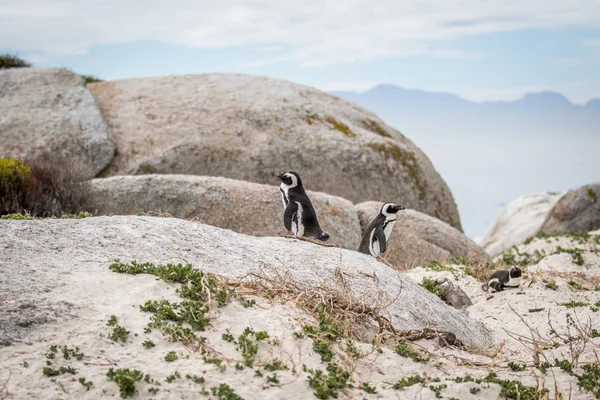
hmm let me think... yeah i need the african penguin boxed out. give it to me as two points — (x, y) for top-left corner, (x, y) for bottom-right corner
(358, 202), (405, 257)
(481, 266), (522, 294)
(275, 171), (330, 241)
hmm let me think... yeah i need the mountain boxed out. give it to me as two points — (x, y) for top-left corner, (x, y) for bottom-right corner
(331, 85), (600, 237)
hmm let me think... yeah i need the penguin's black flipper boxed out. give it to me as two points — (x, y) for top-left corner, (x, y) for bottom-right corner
(283, 202), (298, 231)
(374, 226), (387, 253)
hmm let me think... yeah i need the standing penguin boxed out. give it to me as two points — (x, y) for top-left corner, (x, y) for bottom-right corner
(276, 171), (330, 241)
(358, 202), (405, 257)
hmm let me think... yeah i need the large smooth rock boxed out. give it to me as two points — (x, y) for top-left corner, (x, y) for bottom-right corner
(541, 183), (600, 234)
(0, 68), (114, 178)
(86, 174), (361, 250)
(88, 73), (462, 231)
(355, 201), (491, 269)
(0, 216), (491, 349)
(479, 192), (564, 256)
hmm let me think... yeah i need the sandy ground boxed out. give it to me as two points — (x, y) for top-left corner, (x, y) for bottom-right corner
(1, 226), (599, 399)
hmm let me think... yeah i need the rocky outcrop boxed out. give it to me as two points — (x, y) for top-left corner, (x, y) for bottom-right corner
(479, 192), (564, 256)
(0, 68), (114, 178)
(355, 201), (491, 269)
(87, 73), (462, 230)
(86, 174), (361, 249)
(0, 216), (491, 349)
(436, 278), (473, 310)
(541, 183), (600, 234)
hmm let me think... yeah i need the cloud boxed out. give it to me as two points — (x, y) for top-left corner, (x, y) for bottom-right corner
(1, 0), (600, 65)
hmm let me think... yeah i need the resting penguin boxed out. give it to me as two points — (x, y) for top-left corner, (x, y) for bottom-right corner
(276, 171), (330, 241)
(358, 202), (405, 257)
(481, 266), (522, 294)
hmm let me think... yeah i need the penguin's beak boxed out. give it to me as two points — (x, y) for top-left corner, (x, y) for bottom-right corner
(398, 205), (406, 211)
(275, 173), (284, 180)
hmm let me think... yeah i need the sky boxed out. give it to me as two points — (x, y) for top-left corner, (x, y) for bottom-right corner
(2, 0), (600, 104)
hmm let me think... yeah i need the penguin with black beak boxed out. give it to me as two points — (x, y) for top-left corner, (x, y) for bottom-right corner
(275, 171), (330, 242)
(358, 202), (405, 257)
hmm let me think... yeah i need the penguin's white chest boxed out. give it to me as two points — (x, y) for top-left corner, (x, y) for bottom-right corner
(292, 202), (304, 237)
(383, 219), (396, 241)
(280, 185), (289, 210)
(505, 276), (521, 287)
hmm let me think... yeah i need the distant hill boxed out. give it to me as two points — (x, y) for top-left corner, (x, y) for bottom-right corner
(331, 85), (600, 237)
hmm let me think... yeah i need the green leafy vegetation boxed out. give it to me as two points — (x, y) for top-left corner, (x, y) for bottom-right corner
(106, 368), (144, 398)
(545, 281), (558, 290)
(165, 371), (181, 383)
(428, 384), (447, 398)
(419, 277), (445, 301)
(78, 377), (93, 390)
(305, 363), (351, 400)
(186, 374), (205, 384)
(263, 359), (288, 371)
(164, 351), (178, 362)
(483, 372), (549, 400)
(393, 374), (426, 389)
(0, 53), (31, 68)
(361, 382), (377, 393)
(395, 341), (428, 363)
(577, 363), (600, 398)
(43, 366), (77, 376)
(313, 339), (334, 362)
(561, 301), (589, 309)
(555, 358), (573, 374)
(142, 340), (155, 349)
(107, 315), (130, 342)
(507, 361), (526, 372)
(237, 327), (269, 367)
(210, 383), (244, 400)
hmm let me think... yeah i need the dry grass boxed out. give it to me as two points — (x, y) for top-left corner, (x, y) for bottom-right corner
(0, 154), (91, 217)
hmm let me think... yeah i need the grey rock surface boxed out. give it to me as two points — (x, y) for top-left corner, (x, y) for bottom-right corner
(541, 183), (600, 234)
(0, 68), (115, 178)
(436, 278), (473, 310)
(86, 174), (362, 249)
(0, 216), (492, 349)
(355, 201), (492, 269)
(479, 191), (564, 256)
(88, 73), (461, 230)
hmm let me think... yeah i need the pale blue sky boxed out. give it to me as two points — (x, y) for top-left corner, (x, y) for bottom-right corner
(1, 1), (599, 103)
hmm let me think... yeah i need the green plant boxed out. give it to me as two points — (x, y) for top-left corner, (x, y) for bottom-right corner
(78, 377), (93, 390)
(165, 371), (181, 383)
(263, 359), (288, 371)
(562, 301), (589, 309)
(545, 281), (558, 290)
(507, 361), (526, 372)
(590, 300), (600, 312)
(306, 363), (351, 400)
(419, 277), (445, 301)
(555, 246), (585, 265)
(142, 340), (155, 349)
(43, 366), (77, 376)
(186, 374), (205, 384)
(266, 374), (279, 385)
(0, 53), (31, 68)
(577, 363), (600, 398)
(555, 358), (573, 374)
(313, 339), (334, 362)
(164, 351), (178, 362)
(536, 362), (550, 374)
(302, 304), (342, 340)
(393, 374), (426, 389)
(429, 384), (447, 398)
(61, 345), (84, 360)
(107, 315), (130, 342)
(470, 386), (481, 394)
(361, 382), (377, 393)
(210, 383), (244, 400)
(222, 330), (235, 342)
(394, 341), (428, 363)
(237, 327), (269, 367)
(106, 368), (144, 398)
(483, 372), (549, 399)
